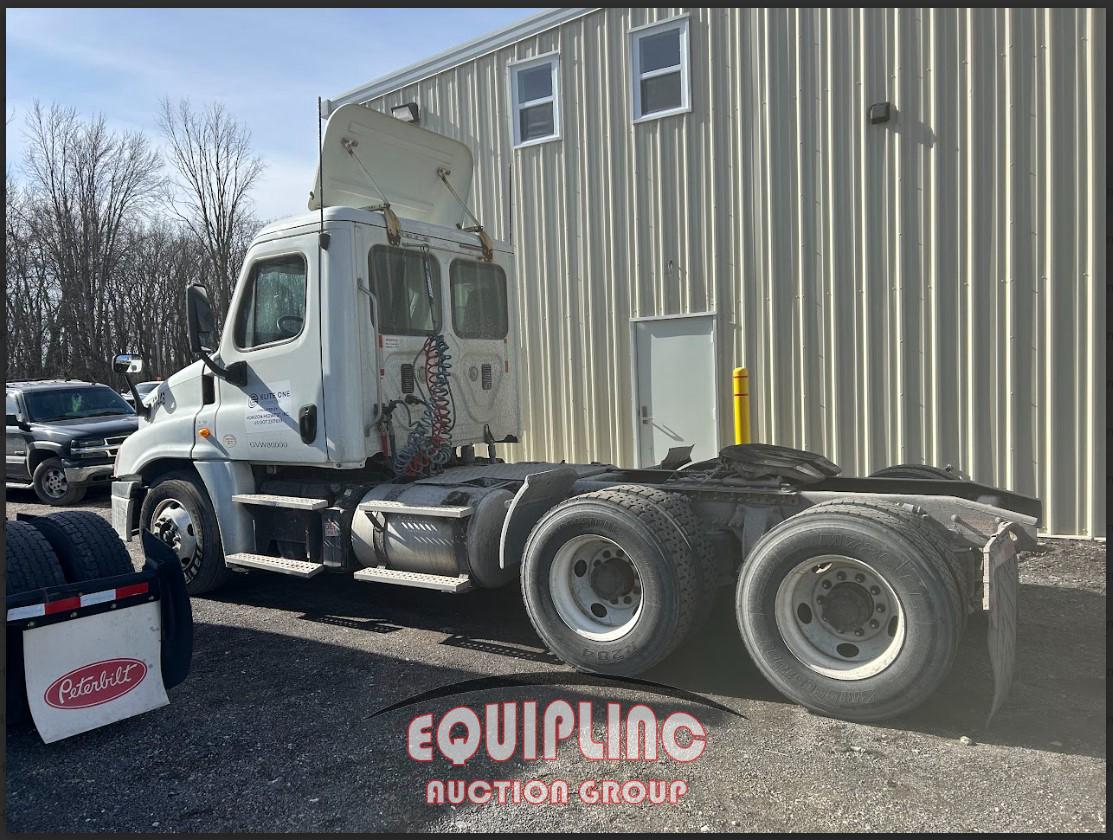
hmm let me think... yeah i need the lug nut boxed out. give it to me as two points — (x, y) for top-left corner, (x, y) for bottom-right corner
(870, 619), (879, 629)
(870, 586), (880, 595)
(855, 573), (865, 582)
(854, 628), (864, 636)
(816, 595), (826, 604)
(876, 604), (885, 613)
(822, 580), (832, 589)
(836, 571), (847, 581)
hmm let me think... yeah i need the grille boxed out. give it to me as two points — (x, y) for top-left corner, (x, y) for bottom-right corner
(400, 364), (415, 394)
(481, 364), (492, 390)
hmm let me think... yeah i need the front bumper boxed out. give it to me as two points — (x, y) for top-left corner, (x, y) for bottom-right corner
(62, 462), (115, 487)
(111, 479), (144, 541)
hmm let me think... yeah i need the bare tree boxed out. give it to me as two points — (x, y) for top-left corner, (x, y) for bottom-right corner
(158, 98), (264, 321)
(21, 102), (162, 382)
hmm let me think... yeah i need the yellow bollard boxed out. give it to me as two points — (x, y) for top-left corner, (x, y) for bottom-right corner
(733, 367), (751, 445)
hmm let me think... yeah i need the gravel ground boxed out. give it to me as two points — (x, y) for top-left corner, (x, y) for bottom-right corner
(4, 488), (1106, 833)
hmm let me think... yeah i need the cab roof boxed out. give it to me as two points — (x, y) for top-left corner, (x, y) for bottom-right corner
(254, 206), (512, 255)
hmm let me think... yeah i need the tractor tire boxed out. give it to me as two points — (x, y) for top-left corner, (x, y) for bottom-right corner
(5, 520), (67, 596)
(520, 488), (701, 676)
(869, 463), (959, 481)
(25, 510), (135, 584)
(602, 483), (724, 629)
(5, 521), (68, 726)
(32, 457), (87, 506)
(735, 500), (964, 722)
(140, 472), (231, 595)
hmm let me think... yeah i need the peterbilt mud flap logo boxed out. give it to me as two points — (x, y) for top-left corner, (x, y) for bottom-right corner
(44, 658), (147, 709)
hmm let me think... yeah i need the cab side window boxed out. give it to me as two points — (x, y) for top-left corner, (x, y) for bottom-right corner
(234, 254), (308, 349)
(5, 393), (18, 421)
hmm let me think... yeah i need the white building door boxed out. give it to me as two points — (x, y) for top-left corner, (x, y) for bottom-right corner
(633, 314), (718, 467)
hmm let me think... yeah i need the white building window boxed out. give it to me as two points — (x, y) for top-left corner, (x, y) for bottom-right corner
(510, 53), (560, 148)
(629, 16), (690, 122)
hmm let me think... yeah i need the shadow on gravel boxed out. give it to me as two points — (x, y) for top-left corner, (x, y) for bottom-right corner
(201, 566), (1105, 761)
(647, 583), (1106, 759)
(6, 621), (737, 833)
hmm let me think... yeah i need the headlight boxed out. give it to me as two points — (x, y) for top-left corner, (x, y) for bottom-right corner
(70, 438), (107, 457)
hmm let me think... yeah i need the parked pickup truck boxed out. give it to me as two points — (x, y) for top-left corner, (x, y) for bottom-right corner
(6, 380), (139, 505)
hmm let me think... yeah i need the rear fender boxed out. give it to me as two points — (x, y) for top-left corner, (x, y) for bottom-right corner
(498, 466), (578, 570)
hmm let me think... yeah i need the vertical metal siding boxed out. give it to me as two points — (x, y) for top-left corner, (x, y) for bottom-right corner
(366, 7), (1105, 536)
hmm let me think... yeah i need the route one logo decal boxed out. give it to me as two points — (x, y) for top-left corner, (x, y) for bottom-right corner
(44, 658), (147, 709)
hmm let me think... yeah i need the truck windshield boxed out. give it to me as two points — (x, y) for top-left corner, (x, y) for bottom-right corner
(369, 245), (442, 335)
(24, 386), (135, 422)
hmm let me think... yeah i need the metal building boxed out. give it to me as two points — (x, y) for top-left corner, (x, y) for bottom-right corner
(326, 7), (1106, 537)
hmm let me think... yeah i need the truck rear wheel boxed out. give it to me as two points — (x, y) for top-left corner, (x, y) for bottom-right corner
(520, 488), (701, 676)
(140, 472), (230, 595)
(735, 501), (963, 722)
(24, 510), (135, 583)
(6, 521), (68, 725)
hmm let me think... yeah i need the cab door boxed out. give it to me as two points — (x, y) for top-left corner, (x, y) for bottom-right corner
(6, 391), (32, 482)
(208, 235), (328, 464)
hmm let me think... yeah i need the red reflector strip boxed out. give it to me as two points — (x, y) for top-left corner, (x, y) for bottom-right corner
(115, 582), (149, 599)
(7, 581), (151, 623)
(44, 596), (81, 615)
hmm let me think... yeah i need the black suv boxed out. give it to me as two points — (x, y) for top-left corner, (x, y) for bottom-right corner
(5, 380), (138, 505)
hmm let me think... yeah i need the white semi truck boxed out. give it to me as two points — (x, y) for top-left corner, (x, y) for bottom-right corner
(111, 104), (1038, 722)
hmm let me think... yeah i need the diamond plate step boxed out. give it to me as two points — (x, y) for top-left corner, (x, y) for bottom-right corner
(353, 567), (472, 593)
(358, 500), (473, 518)
(232, 493), (329, 511)
(225, 553), (325, 578)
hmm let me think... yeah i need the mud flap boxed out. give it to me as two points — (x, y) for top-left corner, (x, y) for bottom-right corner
(983, 522), (1021, 724)
(23, 602), (169, 744)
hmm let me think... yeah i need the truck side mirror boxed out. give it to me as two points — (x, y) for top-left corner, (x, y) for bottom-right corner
(5, 413), (19, 427)
(113, 354), (145, 375)
(184, 282), (248, 387)
(186, 283), (217, 355)
(113, 353), (150, 418)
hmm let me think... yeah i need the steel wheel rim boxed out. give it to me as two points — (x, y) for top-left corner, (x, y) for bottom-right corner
(150, 499), (201, 577)
(774, 554), (906, 680)
(550, 534), (643, 641)
(42, 467), (68, 499)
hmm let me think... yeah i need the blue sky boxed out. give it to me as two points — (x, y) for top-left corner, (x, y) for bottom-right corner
(6, 8), (540, 220)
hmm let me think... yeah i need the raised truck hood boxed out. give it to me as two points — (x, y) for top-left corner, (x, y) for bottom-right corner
(308, 103), (474, 228)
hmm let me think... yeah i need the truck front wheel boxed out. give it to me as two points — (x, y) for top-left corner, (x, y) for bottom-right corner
(520, 488), (701, 676)
(735, 501), (963, 722)
(32, 457), (87, 506)
(140, 473), (230, 595)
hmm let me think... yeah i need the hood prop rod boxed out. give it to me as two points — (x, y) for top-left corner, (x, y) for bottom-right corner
(437, 167), (493, 262)
(341, 136), (402, 246)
